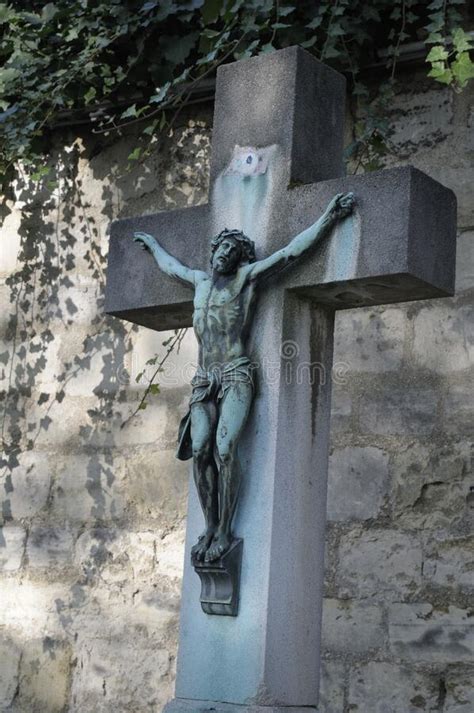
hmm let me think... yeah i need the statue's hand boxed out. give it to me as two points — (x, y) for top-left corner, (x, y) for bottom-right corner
(328, 192), (355, 220)
(133, 231), (154, 251)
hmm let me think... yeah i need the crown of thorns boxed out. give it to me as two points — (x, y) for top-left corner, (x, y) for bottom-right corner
(210, 228), (256, 265)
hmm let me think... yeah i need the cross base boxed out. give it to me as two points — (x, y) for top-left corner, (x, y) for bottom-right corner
(164, 698), (319, 713)
(192, 538), (243, 616)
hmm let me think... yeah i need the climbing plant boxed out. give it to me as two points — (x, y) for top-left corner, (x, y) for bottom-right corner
(0, 0), (473, 192)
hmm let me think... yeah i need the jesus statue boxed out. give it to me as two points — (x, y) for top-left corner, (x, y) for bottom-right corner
(133, 191), (354, 564)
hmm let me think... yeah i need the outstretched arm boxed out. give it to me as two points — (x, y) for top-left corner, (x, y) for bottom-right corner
(247, 192), (355, 282)
(133, 232), (206, 287)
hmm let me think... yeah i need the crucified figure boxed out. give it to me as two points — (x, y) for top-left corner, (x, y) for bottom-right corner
(133, 191), (354, 563)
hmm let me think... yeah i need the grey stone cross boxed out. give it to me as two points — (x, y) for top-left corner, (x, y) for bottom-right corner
(105, 47), (456, 713)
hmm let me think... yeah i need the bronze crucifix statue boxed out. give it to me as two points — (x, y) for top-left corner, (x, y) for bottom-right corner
(133, 191), (354, 563)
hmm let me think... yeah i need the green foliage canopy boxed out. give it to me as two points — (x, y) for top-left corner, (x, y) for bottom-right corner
(0, 0), (473, 190)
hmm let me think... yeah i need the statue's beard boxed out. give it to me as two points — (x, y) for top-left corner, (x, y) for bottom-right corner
(214, 257), (238, 274)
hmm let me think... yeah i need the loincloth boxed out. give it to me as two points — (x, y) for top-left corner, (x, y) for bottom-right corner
(176, 356), (254, 461)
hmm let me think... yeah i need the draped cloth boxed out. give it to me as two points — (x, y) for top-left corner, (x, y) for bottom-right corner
(176, 356), (254, 461)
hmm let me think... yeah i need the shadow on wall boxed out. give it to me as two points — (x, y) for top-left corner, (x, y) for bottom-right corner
(0, 120), (210, 710)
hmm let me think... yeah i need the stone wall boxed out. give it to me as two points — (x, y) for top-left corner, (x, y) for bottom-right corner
(0, 71), (473, 713)
(322, 72), (474, 712)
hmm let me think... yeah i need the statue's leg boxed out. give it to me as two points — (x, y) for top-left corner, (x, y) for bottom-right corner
(205, 382), (253, 562)
(190, 400), (218, 561)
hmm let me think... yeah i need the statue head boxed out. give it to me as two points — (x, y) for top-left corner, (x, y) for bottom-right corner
(210, 228), (256, 274)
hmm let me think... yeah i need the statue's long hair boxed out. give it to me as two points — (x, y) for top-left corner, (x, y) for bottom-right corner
(210, 228), (256, 265)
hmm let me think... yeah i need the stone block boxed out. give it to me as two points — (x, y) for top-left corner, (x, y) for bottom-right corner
(389, 604), (474, 662)
(0, 209), (21, 277)
(0, 581), (66, 638)
(60, 334), (123, 399)
(321, 598), (385, 654)
(51, 453), (126, 523)
(422, 535), (474, 590)
(164, 702), (318, 713)
(443, 380), (474, 437)
(26, 526), (75, 570)
(445, 670), (474, 713)
(74, 527), (173, 590)
(154, 526), (186, 580)
(0, 524), (26, 572)
(329, 386), (352, 432)
(337, 529), (422, 600)
(1, 450), (51, 520)
(430, 165), (474, 228)
(70, 636), (172, 713)
(125, 447), (189, 523)
(334, 306), (405, 373)
(318, 661), (346, 713)
(113, 390), (186, 449)
(13, 638), (72, 713)
(26, 394), (98, 449)
(455, 231), (474, 293)
(53, 278), (102, 327)
(384, 84), (454, 158)
(327, 446), (389, 521)
(359, 384), (438, 436)
(390, 442), (472, 530)
(412, 300), (474, 373)
(0, 635), (21, 708)
(348, 661), (440, 713)
(127, 326), (198, 392)
(74, 528), (136, 590)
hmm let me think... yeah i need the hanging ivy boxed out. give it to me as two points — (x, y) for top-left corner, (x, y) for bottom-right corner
(0, 0), (473, 193)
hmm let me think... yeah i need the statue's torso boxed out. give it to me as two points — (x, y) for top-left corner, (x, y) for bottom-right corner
(193, 269), (257, 367)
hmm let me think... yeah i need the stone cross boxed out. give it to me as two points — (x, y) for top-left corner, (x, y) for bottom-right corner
(105, 47), (456, 713)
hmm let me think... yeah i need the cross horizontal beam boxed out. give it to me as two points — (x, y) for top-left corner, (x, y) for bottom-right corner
(105, 166), (455, 330)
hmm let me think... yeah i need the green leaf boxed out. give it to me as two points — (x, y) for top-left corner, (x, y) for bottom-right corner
(306, 16), (322, 30)
(451, 51), (474, 88)
(426, 32), (444, 44)
(427, 62), (453, 84)
(161, 32), (198, 65)
(41, 3), (58, 23)
(150, 82), (171, 103)
(149, 383), (160, 395)
(201, 0), (222, 24)
(279, 6), (295, 16)
(301, 36), (317, 49)
(452, 28), (473, 54)
(138, 401), (148, 410)
(83, 86), (97, 104)
(426, 45), (449, 63)
(128, 147), (142, 161)
(30, 165), (50, 181)
(0, 4), (14, 23)
(21, 11), (42, 25)
(120, 104), (138, 119)
(0, 67), (20, 87)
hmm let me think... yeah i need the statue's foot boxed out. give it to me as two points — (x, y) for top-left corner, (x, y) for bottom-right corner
(191, 528), (216, 562)
(205, 531), (232, 563)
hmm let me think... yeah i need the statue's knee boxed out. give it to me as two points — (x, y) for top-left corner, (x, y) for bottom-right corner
(192, 442), (211, 461)
(216, 442), (233, 466)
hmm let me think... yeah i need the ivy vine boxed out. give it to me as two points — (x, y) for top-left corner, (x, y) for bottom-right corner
(0, 0), (473, 194)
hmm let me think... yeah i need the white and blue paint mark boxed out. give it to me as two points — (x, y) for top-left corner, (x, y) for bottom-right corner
(212, 145), (277, 244)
